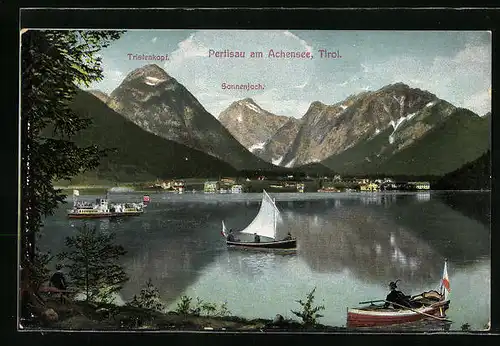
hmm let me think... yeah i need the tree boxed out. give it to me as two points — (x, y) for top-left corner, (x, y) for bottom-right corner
(291, 287), (325, 327)
(20, 29), (125, 268)
(128, 278), (166, 312)
(58, 224), (128, 303)
(30, 250), (54, 292)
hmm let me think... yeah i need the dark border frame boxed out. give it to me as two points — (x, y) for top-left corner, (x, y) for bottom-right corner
(3, 6), (499, 346)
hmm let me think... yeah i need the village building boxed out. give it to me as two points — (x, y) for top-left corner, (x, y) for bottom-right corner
(204, 181), (219, 193)
(360, 182), (379, 192)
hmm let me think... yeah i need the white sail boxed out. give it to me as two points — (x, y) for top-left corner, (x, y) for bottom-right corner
(240, 190), (280, 240)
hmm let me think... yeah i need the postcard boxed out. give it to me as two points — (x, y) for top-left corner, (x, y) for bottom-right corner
(19, 26), (491, 333)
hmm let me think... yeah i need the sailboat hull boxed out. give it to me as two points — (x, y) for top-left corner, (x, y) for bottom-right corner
(226, 239), (296, 250)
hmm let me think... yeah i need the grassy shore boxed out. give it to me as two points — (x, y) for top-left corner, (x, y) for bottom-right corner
(27, 297), (345, 332)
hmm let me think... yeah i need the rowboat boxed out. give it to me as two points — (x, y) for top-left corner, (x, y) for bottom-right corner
(221, 190), (296, 250)
(347, 260), (451, 328)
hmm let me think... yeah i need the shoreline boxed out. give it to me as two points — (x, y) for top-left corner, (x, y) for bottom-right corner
(26, 298), (346, 332)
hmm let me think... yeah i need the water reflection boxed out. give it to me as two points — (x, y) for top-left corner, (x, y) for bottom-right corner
(415, 191), (431, 202)
(285, 205), (443, 287)
(40, 191), (490, 330)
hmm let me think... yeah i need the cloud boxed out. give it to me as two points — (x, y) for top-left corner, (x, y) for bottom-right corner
(87, 67), (124, 94)
(283, 30), (312, 53)
(294, 81), (308, 89)
(87, 31), (491, 118)
(327, 41), (491, 115)
(464, 89), (491, 116)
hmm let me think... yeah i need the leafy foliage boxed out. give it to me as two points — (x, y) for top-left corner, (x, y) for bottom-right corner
(127, 278), (165, 313)
(461, 323), (471, 331)
(291, 287), (325, 326)
(20, 29), (124, 266)
(175, 295), (192, 315)
(30, 249), (54, 292)
(57, 224), (128, 303)
(174, 295), (231, 317)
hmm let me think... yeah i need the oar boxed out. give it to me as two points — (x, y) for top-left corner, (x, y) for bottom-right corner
(384, 300), (452, 323)
(359, 299), (386, 305)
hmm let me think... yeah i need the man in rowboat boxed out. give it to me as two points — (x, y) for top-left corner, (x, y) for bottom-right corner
(384, 280), (412, 309)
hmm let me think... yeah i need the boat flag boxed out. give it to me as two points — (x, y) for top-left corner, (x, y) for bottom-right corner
(221, 220), (227, 238)
(440, 259), (451, 300)
(442, 261), (450, 291)
(73, 189), (79, 196)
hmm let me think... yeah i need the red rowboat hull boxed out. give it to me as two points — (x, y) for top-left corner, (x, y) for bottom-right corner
(347, 300), (449, 327)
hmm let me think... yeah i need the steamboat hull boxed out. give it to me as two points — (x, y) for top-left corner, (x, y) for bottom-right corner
(347, 300), (449, 328)
(67, 211), (143, 219)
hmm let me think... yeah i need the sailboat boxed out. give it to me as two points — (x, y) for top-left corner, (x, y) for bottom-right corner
(221, 190), (297, 250)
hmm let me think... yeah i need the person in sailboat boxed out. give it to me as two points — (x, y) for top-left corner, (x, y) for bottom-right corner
(254, 233), (261, 243)
(282, 232), (293, 241)
(384, 280), (412, 309)
(226, 229), (239, 242)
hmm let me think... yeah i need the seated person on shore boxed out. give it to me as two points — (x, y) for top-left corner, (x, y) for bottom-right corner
(254, 233), (261, 243)
(282, 232), (293, 241)
(49, 264), (67, 303)
(384, 280), (412, 309)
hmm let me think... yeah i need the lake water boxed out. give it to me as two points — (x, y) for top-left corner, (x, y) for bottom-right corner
(39, 191), (490, 331)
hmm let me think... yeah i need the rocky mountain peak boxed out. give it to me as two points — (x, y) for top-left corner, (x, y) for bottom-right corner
(218, 98), (292, 152)
(121, 64), (173, 86)
(241, 97), (256, 104)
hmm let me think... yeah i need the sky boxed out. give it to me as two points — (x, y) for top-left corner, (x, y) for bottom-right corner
(86, 30), (492, 118)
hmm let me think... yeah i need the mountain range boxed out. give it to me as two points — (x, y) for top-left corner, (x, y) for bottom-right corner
(94, 64), (273, 171)
(74, 63), (490, 181)
(219, 82), (490, 176)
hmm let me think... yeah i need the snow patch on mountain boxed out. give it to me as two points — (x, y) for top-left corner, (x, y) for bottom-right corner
(388, 112), (412, 144)
(285, 158), (296, 168)
(243, 101), (263, 114)
(248, 141), (266, 152)
(399, 96), (405, 117)
(426, 101), (436, 108)
(407, 112), (417, 121)
(304, 158), (321, 164)
(340, 104), (348, 110)
(272, 156), (284, 165)
(383, 103), (391, 114)
(144, 76), (165, 86)
(375, 128), (381, 135)
(237, 113), (243, 123)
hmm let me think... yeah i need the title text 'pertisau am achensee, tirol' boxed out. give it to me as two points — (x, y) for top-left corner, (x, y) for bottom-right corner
(208, 48), (342, 59)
